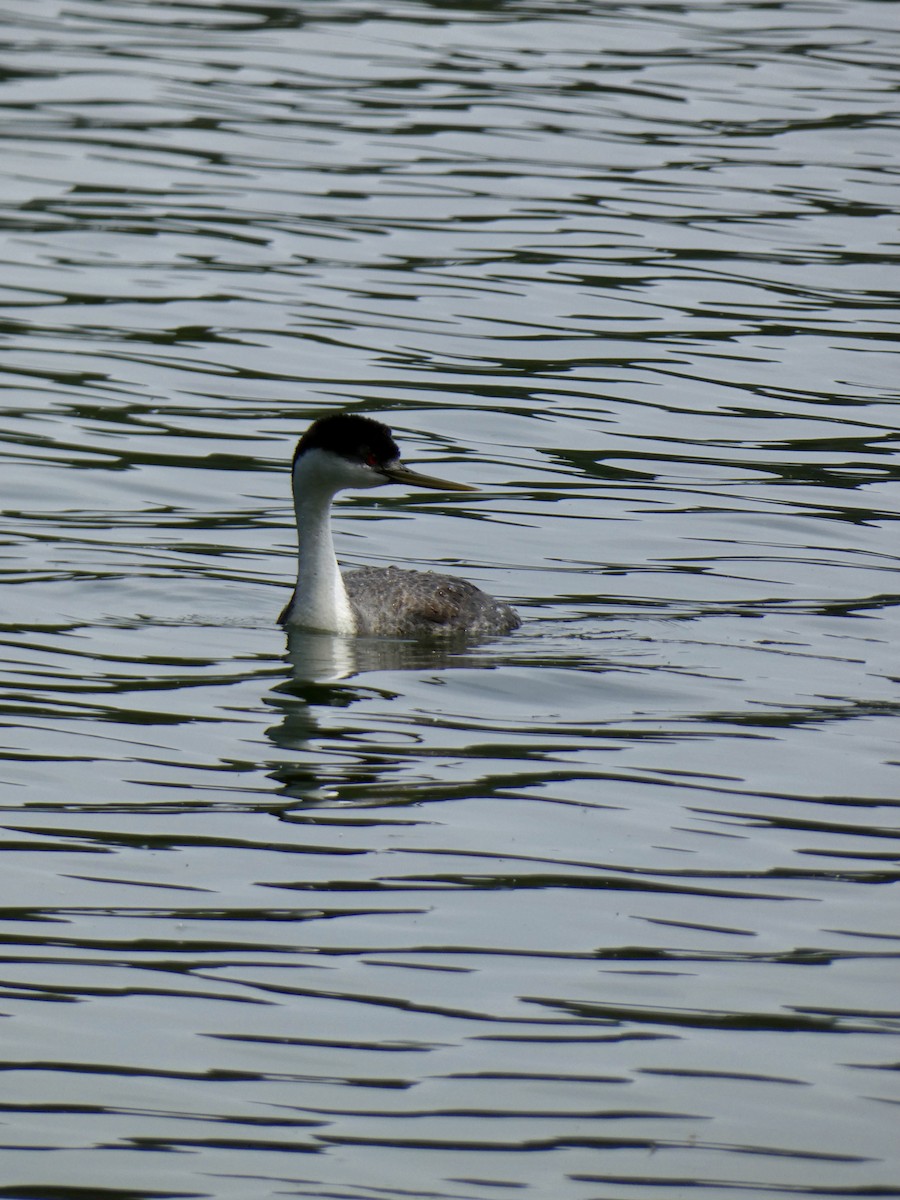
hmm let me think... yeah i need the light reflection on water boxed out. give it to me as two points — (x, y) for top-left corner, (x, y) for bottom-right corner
(1, 2), (899, 1198)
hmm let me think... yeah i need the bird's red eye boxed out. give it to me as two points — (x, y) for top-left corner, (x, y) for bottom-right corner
(366, 452), (378, 467)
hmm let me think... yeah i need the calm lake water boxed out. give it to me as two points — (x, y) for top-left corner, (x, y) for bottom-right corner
(1, 2), (898, 1198)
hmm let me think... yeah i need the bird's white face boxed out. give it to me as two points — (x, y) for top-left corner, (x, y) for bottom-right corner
(293, 446), (394, 496)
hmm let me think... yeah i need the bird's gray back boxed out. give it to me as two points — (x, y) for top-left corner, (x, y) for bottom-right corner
(344, 565), (520, 638)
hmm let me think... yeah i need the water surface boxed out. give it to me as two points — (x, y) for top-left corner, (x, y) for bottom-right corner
(1, 2), (898, 1199)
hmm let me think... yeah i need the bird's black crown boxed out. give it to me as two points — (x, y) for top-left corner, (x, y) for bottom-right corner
(294, 413), (399, 469)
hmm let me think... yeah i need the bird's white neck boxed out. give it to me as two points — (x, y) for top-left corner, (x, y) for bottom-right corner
(282, 451), (357, 635)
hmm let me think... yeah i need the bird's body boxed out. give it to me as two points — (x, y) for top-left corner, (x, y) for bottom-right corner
(279, 413), (519, 639)
(343, 565), (518, 638)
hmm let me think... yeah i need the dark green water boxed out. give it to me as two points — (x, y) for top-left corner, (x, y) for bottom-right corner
(1, 2), (898, 1198)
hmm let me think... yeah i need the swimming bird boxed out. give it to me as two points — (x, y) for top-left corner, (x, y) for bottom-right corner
(278, 413), (520, 638)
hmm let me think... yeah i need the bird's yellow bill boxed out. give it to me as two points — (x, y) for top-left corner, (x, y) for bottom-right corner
(381, 462), (478, 492)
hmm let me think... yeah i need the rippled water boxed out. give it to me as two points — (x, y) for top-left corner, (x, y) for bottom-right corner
(1, 2), (898, 1198)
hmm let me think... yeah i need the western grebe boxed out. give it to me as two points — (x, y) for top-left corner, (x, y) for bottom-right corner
(278, 413), (520, 638)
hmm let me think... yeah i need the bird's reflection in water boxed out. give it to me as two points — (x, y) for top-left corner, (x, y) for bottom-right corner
(263, 629), (474, 808)
(282, 626), (476, 686)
